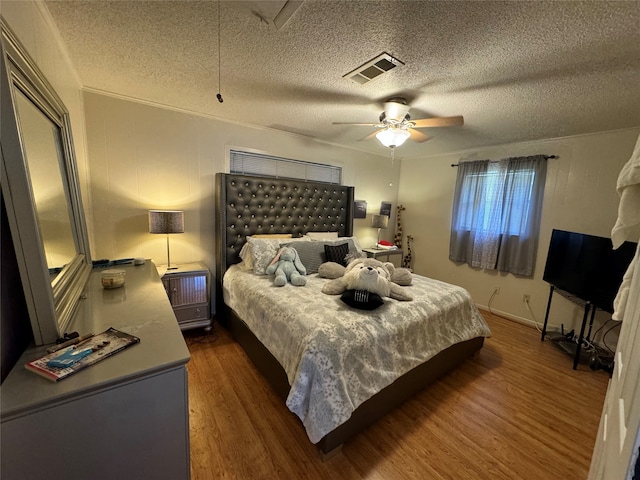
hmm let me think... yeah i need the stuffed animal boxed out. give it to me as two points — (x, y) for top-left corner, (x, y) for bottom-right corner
(321, 258), (413, 302)
(318, 258), (413, 286)
(266, 247), (307, 287)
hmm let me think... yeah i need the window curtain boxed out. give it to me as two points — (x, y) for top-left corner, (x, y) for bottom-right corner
(449, 155), (548, 276)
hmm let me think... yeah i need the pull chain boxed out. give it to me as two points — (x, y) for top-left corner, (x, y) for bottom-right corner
(216, 0), (223, 103)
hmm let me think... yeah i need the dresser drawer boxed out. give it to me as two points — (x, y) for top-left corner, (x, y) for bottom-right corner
(163, 275), (207, 307)
(174, 304), (209, 323)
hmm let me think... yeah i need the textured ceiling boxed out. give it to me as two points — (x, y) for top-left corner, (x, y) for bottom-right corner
(43, 0), (640, 159)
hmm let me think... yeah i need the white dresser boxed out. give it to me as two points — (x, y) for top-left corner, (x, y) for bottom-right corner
(0, 262), (191, 480)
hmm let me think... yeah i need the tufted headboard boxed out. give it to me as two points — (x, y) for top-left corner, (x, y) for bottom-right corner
(214, 173), (354, 311)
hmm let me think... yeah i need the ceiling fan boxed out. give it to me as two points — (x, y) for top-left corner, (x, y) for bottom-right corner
(333, 97), (464, 148)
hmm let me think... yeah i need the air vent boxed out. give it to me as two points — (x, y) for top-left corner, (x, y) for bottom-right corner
(344, 52), (404, 85)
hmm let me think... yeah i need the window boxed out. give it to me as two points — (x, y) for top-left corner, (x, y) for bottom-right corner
(449, 156), (548, 277)
(230, 150), (341, 184)
(455, 167), (536, 235)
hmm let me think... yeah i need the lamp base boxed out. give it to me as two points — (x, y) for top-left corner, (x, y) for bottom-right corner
(156, 264), (179, 272)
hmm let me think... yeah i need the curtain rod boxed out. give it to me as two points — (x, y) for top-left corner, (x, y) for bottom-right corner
(450, 154), (558, 167)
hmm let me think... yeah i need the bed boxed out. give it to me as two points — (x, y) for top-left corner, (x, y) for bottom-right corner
(214, 173), (491, 454)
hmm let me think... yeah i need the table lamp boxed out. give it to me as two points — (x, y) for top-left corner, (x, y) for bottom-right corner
(149, 210), (184, 269)
(371, 214), (388, 249)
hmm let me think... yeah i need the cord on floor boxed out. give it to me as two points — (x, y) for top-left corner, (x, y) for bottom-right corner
(524, 297), (543, 333)
(487, 288), (498, 315)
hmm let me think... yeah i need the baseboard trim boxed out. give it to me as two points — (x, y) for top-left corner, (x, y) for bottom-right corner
(476, 304), (560, 333)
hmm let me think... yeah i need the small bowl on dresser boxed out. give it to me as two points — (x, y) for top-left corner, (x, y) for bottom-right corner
(101, 269), (126, 289)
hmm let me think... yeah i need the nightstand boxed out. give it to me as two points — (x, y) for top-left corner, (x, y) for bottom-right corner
(160, 262), (212, 332)
(363, 247), (403, 263)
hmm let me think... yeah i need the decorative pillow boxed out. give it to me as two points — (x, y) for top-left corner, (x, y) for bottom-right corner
(326, 238), (358, 257)
(307, 231), (339, 240)
(281, 241), (326, 274)
(282, 238), (358, 273)
(245, 237), (282, 275)
(251, 234), (292, 239)
(324, 242), (350, 267)
(325, 236), (363, 252)
(340, 289), (385, 310)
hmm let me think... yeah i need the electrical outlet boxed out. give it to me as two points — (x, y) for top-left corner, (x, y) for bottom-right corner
(494, 286), (500, 294)
(522, 294), (531, 303)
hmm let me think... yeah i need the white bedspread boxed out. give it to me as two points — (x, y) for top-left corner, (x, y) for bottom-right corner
(223, 266), (491, 443)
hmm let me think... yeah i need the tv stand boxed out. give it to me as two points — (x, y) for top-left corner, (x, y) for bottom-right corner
(541, 284), (598, 370)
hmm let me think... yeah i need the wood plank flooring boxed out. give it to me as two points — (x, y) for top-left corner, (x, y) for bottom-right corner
(184, 311), (609, 479)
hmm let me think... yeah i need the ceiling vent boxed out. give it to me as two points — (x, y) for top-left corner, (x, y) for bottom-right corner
(343, 52), (404, 85)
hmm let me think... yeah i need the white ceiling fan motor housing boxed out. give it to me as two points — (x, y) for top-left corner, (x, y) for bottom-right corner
(383, 99), (411, 123)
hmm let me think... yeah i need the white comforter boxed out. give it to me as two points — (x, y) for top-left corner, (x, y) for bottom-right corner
(223, 266), (491, 443)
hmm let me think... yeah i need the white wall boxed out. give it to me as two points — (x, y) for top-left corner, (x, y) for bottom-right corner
(83, 92), (400, 291)
(398, 127), (640, 344)
(1, 0), (92, 241)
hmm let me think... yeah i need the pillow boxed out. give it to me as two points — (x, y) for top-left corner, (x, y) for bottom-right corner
(340, 289), (384, 310)
(282, 238), (357, 273)
(251, 234), (292, 239)
(283, 235), (312, 242)
(324, 242), (350, 267)
(307, 231), (339, 240)
(239, 242), (254, 270)
(235, 258), (252, 272)
(245, 237), (282, 275)
(324, 236), (363, 252)
(239, 236), (310, 274)
(324, 238), (358, 255)
(345, 250), (366, 264)
(281, 241), (327, 274)
(345, 236), (363, 252)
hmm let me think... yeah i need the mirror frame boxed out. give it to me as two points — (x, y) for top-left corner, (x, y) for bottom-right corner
(0, 21), (91, 345)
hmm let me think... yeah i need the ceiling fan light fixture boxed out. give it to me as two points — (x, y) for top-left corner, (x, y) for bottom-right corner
(376, 128), (410, 148)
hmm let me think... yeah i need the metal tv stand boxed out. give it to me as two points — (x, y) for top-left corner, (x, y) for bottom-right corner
(541, 284), (598, 370)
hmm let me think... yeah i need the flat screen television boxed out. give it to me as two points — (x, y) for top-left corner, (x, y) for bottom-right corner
(543, 229), (637, 313)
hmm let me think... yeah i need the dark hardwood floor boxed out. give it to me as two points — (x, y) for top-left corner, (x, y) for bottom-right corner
(184, 311), (609, 479)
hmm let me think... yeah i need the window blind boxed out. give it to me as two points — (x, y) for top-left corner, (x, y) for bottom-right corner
(230, 150), (341, 184)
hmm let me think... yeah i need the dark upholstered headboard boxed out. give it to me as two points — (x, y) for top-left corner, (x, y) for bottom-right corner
(214, 173), (354, 311)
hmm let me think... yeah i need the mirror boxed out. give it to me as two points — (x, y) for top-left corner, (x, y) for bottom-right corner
(1, 22), (91, 345)
(13, 88), (77, 274)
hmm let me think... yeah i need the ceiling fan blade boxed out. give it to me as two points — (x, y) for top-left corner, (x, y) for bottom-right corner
(332, 122), (382, 126)
(408, 128), (430, 143)
(359, 130), (380, 142)
(411, 115), (464, 128)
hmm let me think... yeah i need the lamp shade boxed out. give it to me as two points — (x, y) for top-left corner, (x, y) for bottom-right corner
(149, 210), (184, 234)
(376, 127), (410, 148)
(371, 214), (389, 229)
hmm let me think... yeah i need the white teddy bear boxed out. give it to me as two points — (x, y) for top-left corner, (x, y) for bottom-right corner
(321, 257), (412, 301)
